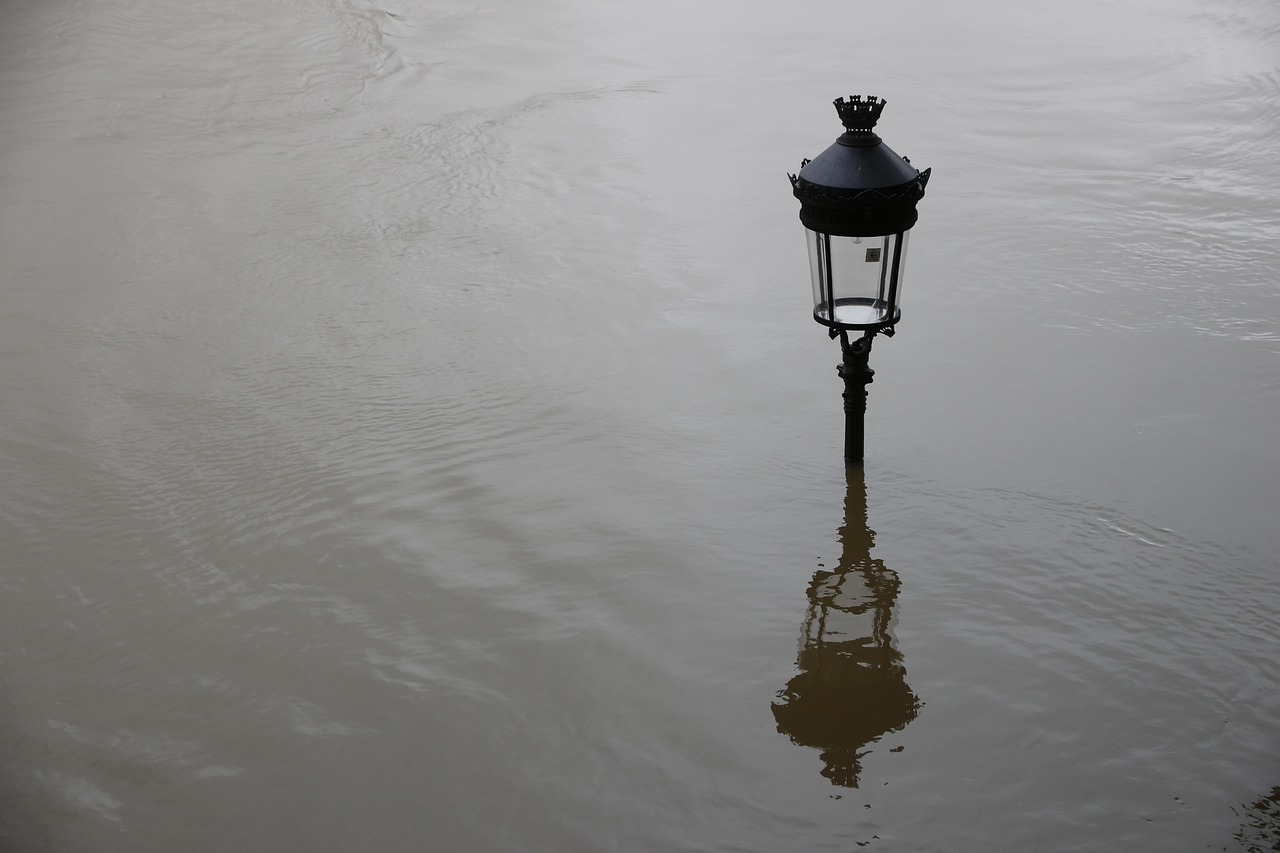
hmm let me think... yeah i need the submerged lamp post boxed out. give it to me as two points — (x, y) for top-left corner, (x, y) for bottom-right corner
(789, 95), (930, 462)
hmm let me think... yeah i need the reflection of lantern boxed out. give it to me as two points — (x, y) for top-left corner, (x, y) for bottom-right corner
(772, 466), (920, 788)
(789, 95), (930, 460)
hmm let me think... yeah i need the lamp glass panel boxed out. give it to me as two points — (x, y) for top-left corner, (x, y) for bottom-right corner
(806, 229), (911, 329)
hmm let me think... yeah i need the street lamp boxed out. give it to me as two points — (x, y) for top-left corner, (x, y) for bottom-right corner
(790, 95), (930, 461)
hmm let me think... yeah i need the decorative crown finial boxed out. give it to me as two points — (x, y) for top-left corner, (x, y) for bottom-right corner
(833, 95), (886, 134)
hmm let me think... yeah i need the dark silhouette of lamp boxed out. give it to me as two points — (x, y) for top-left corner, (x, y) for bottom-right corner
(789, 95), (931, 461)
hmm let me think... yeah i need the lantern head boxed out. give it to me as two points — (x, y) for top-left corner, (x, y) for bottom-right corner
(790, 96), (930, 333)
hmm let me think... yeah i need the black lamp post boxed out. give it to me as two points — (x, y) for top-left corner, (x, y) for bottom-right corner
(790, 95), (930, 462)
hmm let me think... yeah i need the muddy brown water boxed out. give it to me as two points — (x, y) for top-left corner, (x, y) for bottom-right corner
(2, 0), (1278, 849)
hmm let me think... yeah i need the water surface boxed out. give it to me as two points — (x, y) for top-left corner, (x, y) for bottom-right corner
(2, 0), (1278, 850)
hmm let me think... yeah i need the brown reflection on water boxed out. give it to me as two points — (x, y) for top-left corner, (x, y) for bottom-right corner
(1233, 786), (1280, 853)
(772, 464), (920, 788)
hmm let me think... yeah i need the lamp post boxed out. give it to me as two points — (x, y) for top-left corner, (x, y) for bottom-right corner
(790, 95), (930, 462)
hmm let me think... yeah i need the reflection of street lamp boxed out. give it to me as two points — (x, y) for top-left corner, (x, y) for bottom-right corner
(789, 95), (931, 461)
(1234, 786), (1280, 852)
(772, 465), (920, 788)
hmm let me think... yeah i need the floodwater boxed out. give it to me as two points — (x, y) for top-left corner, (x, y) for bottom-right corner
(2, 0), (1278, 849)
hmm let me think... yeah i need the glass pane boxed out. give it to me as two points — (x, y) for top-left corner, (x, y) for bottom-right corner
(806, 229), (912, 330)
(887, 231), (910, 308)
(806, 229), (829, 314)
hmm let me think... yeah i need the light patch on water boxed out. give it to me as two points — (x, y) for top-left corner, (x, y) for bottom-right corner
(34, 772), (122, 822)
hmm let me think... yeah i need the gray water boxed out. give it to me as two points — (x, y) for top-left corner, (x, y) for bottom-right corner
(2, 0), (1278, 850)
